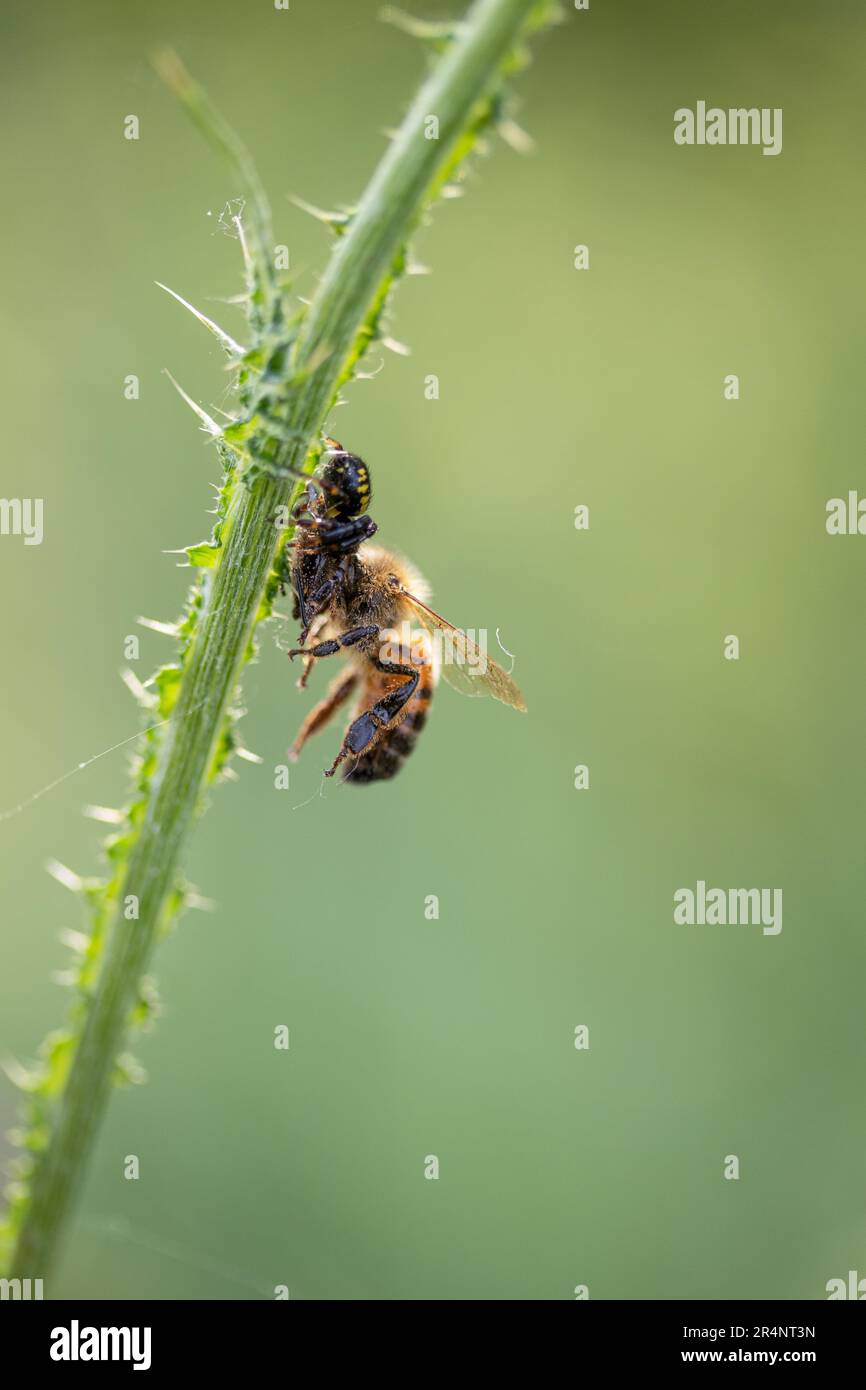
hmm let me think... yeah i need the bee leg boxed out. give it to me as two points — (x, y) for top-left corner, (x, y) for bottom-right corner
(325, 658), (419, 778)
(294, 574), (311, 642)
(288, 668), (359, 763)
(305, 552), (352, 617)
(288, 625), (379, 662)
(296, 613), (329, 689)
(302, 572), (339, 629)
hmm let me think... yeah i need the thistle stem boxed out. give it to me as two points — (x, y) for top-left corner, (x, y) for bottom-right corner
(10, 0), (539, 1280)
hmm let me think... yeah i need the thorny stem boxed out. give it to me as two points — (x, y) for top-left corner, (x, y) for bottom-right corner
(9, 0), (541, 1278)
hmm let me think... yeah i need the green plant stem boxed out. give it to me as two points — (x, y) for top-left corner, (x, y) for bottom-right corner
(10, 0), (539, 1281)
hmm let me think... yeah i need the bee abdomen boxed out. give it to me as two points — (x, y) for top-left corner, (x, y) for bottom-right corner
(344, 675), (433, 785)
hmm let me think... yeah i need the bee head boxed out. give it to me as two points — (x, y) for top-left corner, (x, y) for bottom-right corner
(316, 443), (372, 520)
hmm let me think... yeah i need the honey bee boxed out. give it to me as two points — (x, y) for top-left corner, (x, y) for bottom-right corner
(284, 440), (526, 783)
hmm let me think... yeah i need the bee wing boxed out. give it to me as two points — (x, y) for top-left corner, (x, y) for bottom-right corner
(400, 591), (527, 712)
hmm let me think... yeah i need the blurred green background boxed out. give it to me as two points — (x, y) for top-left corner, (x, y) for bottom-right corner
(1, 0), (865, 1300)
